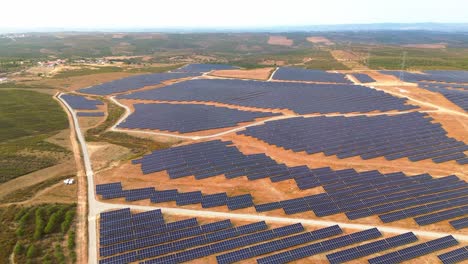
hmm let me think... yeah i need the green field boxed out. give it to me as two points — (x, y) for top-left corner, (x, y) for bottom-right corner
(0, 90), (69, 183)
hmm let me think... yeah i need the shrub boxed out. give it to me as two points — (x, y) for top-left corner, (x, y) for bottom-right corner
(33, 208), (45, 240)
(67, 231), (76, 250)
(26, 244), (37, 258)
(61, 209), (75, 234)
(54, 244), (66, 264)
(13, 242), (24, 255)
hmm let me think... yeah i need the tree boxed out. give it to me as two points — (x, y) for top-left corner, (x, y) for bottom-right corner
(26, 244), (37, 259)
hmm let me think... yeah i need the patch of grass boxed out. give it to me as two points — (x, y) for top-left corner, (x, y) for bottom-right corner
(52, 66), (124, 79)
(0, 82), (55, 89)
(0, 175), (73, 203)
(0, 90), (70, 183)
(304, 49), (350, 70)
(85, 99), (174, 158)
(0, 90), (67, 141)
(350, 45), (468, 70)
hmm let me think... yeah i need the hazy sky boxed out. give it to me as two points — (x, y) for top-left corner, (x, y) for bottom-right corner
(2, 0), (467, 29)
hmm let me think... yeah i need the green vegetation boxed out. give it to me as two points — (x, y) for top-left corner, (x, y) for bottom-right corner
(304, 49), (349, 70)
(0, 90), (70, 183)
(86, 99), (173, 158)
(0, 82), (56, 89)
(363, 47), (468, 70)
(0, 204), (77, 263)
(52, 66), (123, 78)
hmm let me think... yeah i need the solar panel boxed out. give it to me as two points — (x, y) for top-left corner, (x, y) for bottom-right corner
(351, 73), (376, 83)
(118, 103), (279, 133)
(61, 94), (103, 110)
(119, 78), (416, 115)
(77, 111), (105, 117)
(257, 228), (382, 264)
(368, 235), (459, 264)
(239, 112), (467, 163)
(438, 246), (468, 264)
(216, 225), (341, 264)
(326, 232), (417, 263)
(450, 217), (468, 230)
(272, 67), (351, 83)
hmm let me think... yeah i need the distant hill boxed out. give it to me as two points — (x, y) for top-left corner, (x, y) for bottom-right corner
(1, 23), (468, 34)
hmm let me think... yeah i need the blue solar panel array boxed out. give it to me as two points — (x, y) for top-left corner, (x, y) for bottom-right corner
(351, 73), (376, 83)
(77, 112), (105, 117)
(438, 246), (468, 264)
(450, 217), (468, 230)
(95, 182), (255, 210)
(61, 94), (103, 110)
(326, 232), (418, 263)
(257, 228), (382, 264)
(258, 171), (467, 223)
(380, 70), (468, 112)
(78, 72), (199, 95)
(414, 205), (468, 226)
(133, 140), (291, 180)
(117, 103), (279, 133)
(368, 235), (459, 264)
(238, 112), (468, 164)
(272, 67), (352, 84)
(132, 140), (467, 226)
(417, 83), (468, 112)
(119, 79), (416, 114)
(216, 225), (342, 264)
(99, 208), (327, 264)
(172, 63), (237, 73)
(381, 70), (468, 83)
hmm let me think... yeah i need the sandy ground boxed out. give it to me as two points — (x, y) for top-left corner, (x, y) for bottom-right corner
(28, 181), (77, 204)
(267, 36), (294, 46)
(306, 36), (334, 45)
(209, 67), (274, 80)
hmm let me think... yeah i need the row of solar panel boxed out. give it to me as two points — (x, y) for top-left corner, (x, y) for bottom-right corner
(351, 73), (376, 83)
(118, 78), (417, 115)
(77, 111), (105, 117)
(132, 140), (467, 228)
(271, 67), (352, 84)
(95, 182), (254, 210)
(238, 112), (467, 164)
(61, 94), (103, 110)
(418, 83), (468, 112)
(438, 246), (468, 264)
(99, 208), (464, 264)
(79, 64), (237, 95)
(118, 103), (279, 133)
(381, 70), (468, 84)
